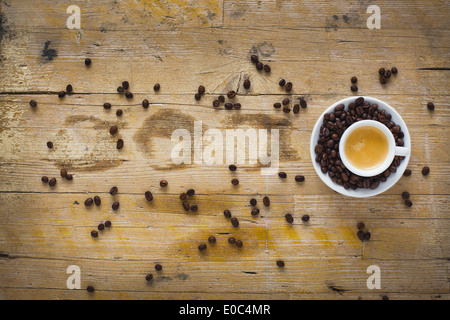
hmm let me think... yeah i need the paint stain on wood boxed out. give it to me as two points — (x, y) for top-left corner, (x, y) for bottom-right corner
(41, 40), (57, 63)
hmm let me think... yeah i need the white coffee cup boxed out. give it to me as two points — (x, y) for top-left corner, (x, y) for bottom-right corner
(339, 120), (410, 177)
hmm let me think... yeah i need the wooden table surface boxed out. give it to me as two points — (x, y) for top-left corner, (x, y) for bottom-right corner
(0, 0), (449, 300)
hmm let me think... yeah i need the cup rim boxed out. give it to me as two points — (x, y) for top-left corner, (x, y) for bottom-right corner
(339, 120), (396, 177)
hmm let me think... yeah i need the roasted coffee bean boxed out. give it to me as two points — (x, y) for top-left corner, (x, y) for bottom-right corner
(66, 84), (73, 93)
(278, 172), (287, 178)
(195, 93), (201, 101)
(213, 99), (220, 108)
(98, 223), (105, 230)
(155, 264), (162, 271)
(229, 164), (237, 171)
(233, 103), (241, 109)
(378, 67), (385, 75)
(116, 109), (123, 116)
(125, 92), (133, 99)
(160, 180), (168, 187)
(350, 85), (358, 92)
(179, 192), (187, 200)
(190, 204), (198, 211)
(90, 230), (98, 238)
(384, 70), (391, 78)
(224, 102), (233, 110)
(105, 221), (111, 228)
(380, 76), (387, 84)
(47, 141), (53, 149)
(404, 199), (413, 207)
(251, 208), (260, 216)
(103, 102), (112, 109)
(122, 81), (129, 90)
(110, 186), (118, 195)
(186, 189), (195, 196)
(29, 100), (37, 107)
(295, 175), (305, 182)
(301, 214), (310, 222)
(94, 196), (101, 206)
(250, 55), (259, 63)
(282, 98), (290, 105)
(250, 198), (257, 206)
(208, 236), (216, 243)
(285, 82), (293, 91)
(403, 169), (412, 176)
(60, 169), (67, 178)
(145, 274), (153, 281)
(41, 176), (49, 183)
(402, 191), (410, 199)
(66, 174), (73, 181)
(293, 104), (300, 114)
(351, 76), (357, 84)
(282, 106), (290, 113)
(145, 191), (153, 201)
(276, 260), (285, 267)
(427, 102), (435, 111)
(279, 79), (286, 87)
(243, 79), (251, 89)
(198, 85), (205, 95)
(231, 178), (239, 185)
(198, 243), (207, 251)
(285, 213), (294, 223)
(256, 61), (263, 70)
(116, 139), (124, 149)
(109, 125), (118, 135)
(218, 95), (225, 103)
(142, 99), (149, 108)
(235, 240), (243, 248)
(112, 201), (120, 210)
(357, 222), (365, 230)
(228, 237), (236, 244)
(153, 83), (160, 91)
(365, 232), (371, 241)
(422, 166), (430, 176)
(117, 86), (124, 93)
(273, 102), (281, 109)
(263, 196), (270, 207)
(357, 230), (365, 241)
(85, 198), (94, 207)
(84, 58), (91, 66)
(299, 98), (307, 108)
(227, 90), (236, 99)
(391, 67), (398, 74)
(49, 178), (56, 186)
(231, 217), (239, 227)
(263, 64), (271, 72)
(223, 209), (232, 218)
(182, 201), (190, 211)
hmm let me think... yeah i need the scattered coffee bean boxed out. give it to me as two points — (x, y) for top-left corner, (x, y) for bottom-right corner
(182, 201), (190, 211)
(116, 109), (123, 116)
(351, 76), (357, 84)
(142, 99), (149, 108)
(279, 79), (286, 87)
(117, 86), (124, 93)
(223, 210), (232, 218)
(256, 61), (263, 70)
(357, 222), (365, 230)
(231, 217), (239, 227)
(365, 232), (371, 241)
(391, 67), (398, 74)
(122, 81), (129, 90)
(228, 237), (236, 244)
(243, 79), (251, 89)
(380, 76), (387, 84)
(231, 178), (239, 185)
(251, 208), (260, 216)
(109, 125), (118, 135)
(155, 264), (162, 271)
(384, 70), (391, 78)
(285, 213), (294, 223)
(263, 196), (270, 207)
(198, 85), (205, 95)
(233, 103), (241, 110)
(29, 100), (37, 107)
(402, 191), (410, 199)
(263, 64), (271, 72)
(229, 164), (237, 171)
(273, 102), (281, 109)
(186, 189), (195, 196)
(49, 178), (56, 186)
(145, 191), (153, 201)
(278, 172), (287, 178)
(104, 221), (111, 228)
(276, 260), (285, 267)
(179, 192), (187, 200)
(282, 106), (290, 113)
(190, 204), (198, 211)
(357, 230), (365, 241)
(98, 223), (105, 230)
(208, 236), (216, 243)
(195, 93), (201, 101)
(103, 102), (112, 109)
(86, 285), (94, 292)
(160, 180), (168, 187)
(213, 99), (220, 108)
(66, 84), (73, 93)
(110, 186), (118, 195)
(84, 58), (91, 66)
(112, 201), (120, 210)
(422, 166), (430, 176)
(47, 141), (53, 149)
(295, 175), (305, 182)
(301, 214), (310, 222)
(350, 85), (358, 92)
(153, 83), (160, 91)
(94, 196), (101, 206)
(282, 98), (290, 105)
(145, 274), (153, 281)
(285, 82), (292, 92)
(90, 230), (98, 238)
(403, 169), (412, 176)
(125, 92), (133, 99)
(378, 68), (385, 75)
(66, 174), (73, 181)
(299, 98), (307, 108)
(60, 169), (67, 178)
(224, 102), (232, 109)
(41, 176), (49, 183)
(250, 198), (257, 206)
(427, 102), (435, 111)
(293, 104), (300, 114)
(227, 90), (236, 99)
(198, 243), (207, 251)
(235, 240), (243, 248)
(218, 95), (225, 103)
(116, 139), (124, 149)
(85, 198), (94, 207)
(250, 55), (259, 63)
(404, 199), (413, 207)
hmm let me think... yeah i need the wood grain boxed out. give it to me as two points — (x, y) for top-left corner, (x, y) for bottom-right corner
(0, 0), (449, 300)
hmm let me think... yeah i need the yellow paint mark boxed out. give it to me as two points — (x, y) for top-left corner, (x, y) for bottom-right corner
(311, 227), (332, 248)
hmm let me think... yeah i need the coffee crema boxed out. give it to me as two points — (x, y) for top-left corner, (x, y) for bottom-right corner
(344, 126), (389, 170)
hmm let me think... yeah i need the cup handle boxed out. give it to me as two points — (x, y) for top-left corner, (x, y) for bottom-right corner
(395, 146), (410, 157)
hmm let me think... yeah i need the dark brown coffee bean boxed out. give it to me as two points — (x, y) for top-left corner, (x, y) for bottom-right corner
(195, 93), (201, 101)
(282, 98), (290, 105)
(125, 92), (133, 99)
(357, 222), (365, 230)
(117, 86), (124, 93)
(98, 223), (105, 230)
(227, 90), (236, 99)
(208, 236), (216, 243)
(224, 102), (233, 110)
(403, 169), (412, 176)
(49, 178), (56, 186)
(47, 141), (53, 149)
(263, 196), (270, 207)
(285, 82), (292, 92)
(402, 191), (410, 199)
(223, 209), (232, 218)
(198, 243), (207, 251)
(282, 106), (290, 113)
(66, 174), (73, 181)
(228, 237), (236, 244)
(251, 208), (260, 216)
(351, 85), (358, 92)
(351, 76), (357, 84)
(190, 204), (198, 211)
(365, 232), (371, 241)
(243, 79), (251, 89)
(112, 201), (120, 210)
(90, 230), (98, 238)
(145, 191), (153, 201)
(66, 84), (73, 93)
(229, 164), (237, 171)
(186, 189), (195, 196)
(110, 186), (118, 195)
(41, 176), (49, 183)
(29, 100), (37, 107)
(233, 103), (241, 109)
(380, 76), (387, 84)
(153, 83), (160, 91)
(357, 230), (365, 241)
(104, 220), (111, 227)
(278, 172), (287, 178)
(273, 102), (281, 109)
(279, 79), (286, 87)
(218, 95), (225, 103)
(231, 178), (239, 185)
(250, 55), (259, 63)
(116, 139), (124, 149)
(103, 102), (112, 109)
(404, 199), (413, 207)
(160, 180), (168, 187)
(60, 169), (67, 178)
(285, 213), (294, 223)
(213, 99), (220, 108)
(250, 198), (257, 206)
(235, 240), (243, 248)
(155, 264), (162, 271)
(422, 166), (430, 176)
(293, 104), (300, 114)
(256, 61), (263, 70)
(198, 85), (205, 95)
(427, 102), (435, 111)
(116, 109), (123, 116)
(145, 274), (153, 281)
(300, 98), (307, 109)
(142, 99), (149, 108)
(122, 81), (129, 90)
(179, 192), (187, 200)
(84, 58), (91, 66)
(384, 70), (391, 78)
(301, 214), (310, 222)
(276, 260), (285, 267)
(263, 64), (271, 72)
(378, 67), (385, 75)
(231, 217), (239, 227)
(391, 67), (398, 74)
(182, 201), (190, 211)
(295, 175), (305, 182)
(94, 196), (101, 206)
(85, 198), (94, 207)
(109, 125), (118, 135)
